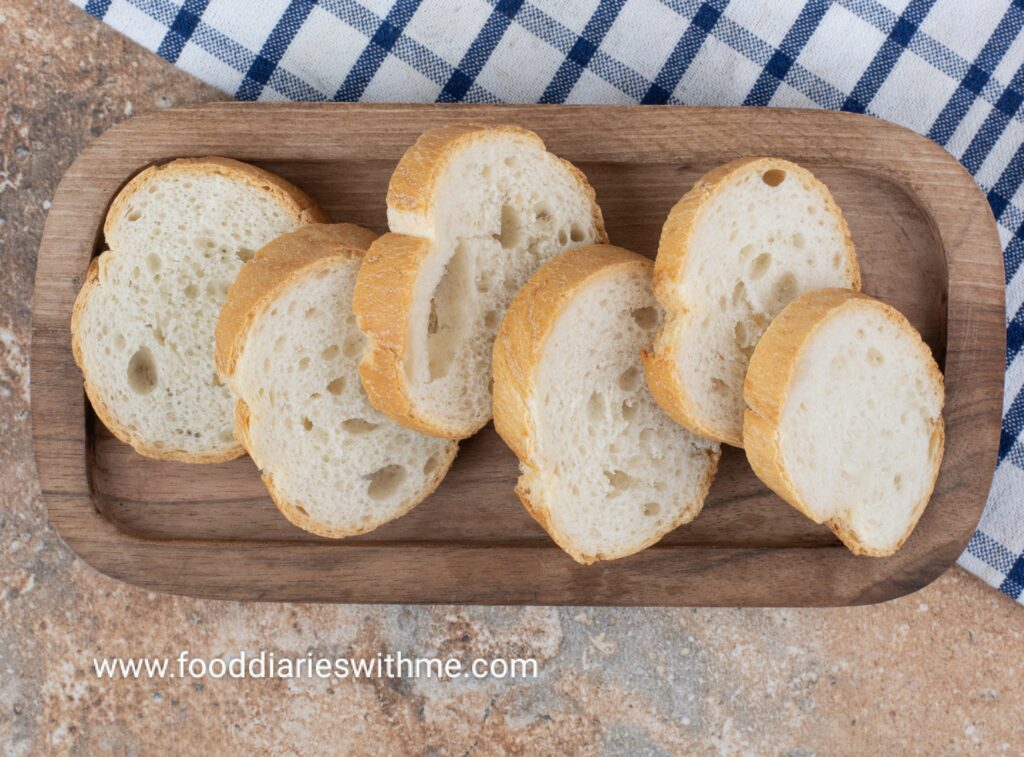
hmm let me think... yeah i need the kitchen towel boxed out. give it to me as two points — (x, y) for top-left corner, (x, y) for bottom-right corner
(72, 0), (1024, 603)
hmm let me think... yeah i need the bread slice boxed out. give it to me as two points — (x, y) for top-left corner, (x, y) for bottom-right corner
(643, 157), (860, 448)
(493, 244), (721, 564)
(215, 224), (457, 537)
(354, 124), (607, 440)
(71, 157), (327, 462)
(744, 288), (944, 556)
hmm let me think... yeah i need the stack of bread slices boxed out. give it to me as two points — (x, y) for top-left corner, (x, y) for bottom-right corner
(72, 125), (944, 561)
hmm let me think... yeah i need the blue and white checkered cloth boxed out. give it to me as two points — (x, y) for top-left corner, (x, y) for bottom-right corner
(74, 0), (1024, 603)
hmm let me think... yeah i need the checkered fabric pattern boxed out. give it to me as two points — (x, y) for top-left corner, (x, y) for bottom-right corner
(74, 0), (1024, 603)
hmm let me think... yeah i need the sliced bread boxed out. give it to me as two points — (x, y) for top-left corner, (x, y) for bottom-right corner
(354, 124), (607, 440)
(743, 288), (944, 556)
(493, 244), (721, 564)
(216, 224), (458, 538)
(71, 157), (327, 462)
(643, 157), (860, 448)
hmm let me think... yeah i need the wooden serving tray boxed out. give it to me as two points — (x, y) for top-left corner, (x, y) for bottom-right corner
(32, 104), (1004, 606)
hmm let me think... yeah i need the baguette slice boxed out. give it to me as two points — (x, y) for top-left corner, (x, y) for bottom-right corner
(744, 289), (944, 556)
(493, 245), (721, 564)
(354, 124), (607, 440)
(71, 157), (328, 462)
(643, 157), (860, 448)
(216, 224), (457, 537)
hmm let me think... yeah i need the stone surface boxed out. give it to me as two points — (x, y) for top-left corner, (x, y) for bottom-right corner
(1, 2), (1023, 755)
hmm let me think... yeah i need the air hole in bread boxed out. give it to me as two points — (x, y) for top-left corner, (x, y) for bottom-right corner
(494, 204), (522, 249)
(184, 283), (198, 299)
(587, 392), (605, 421)
(126, 210), (142, 222)
(569, 223), (585, 243)
(621, 400), (638, 420)
(236, 247), (255, 263)
(762, 169), (786, 187)
(771, 272), (798, 305)
(304, 307), (318, 319)
(630, 306), (658, 331)
(342, 418), (378, 434)
(618, 366), (641, 391)
(749, 252), (772, 280)
(504, 155), (517, 167)
(535, 204), (551, 223)
(298, 356), (310, 371)
(326, 377), (345, 395)
(557, 229), (569, 245)
(301, 417), (313, 431)
(867, 347), (884, 366)
(710, 377), (728, 395)
(423, 453), (443, 476)
(739, 243), (754, 260)
(127, 347), (157, 395)
(115, 334), (127, 351)
(604, 469), (635, 493)
(792, 232), (806, 249)
(146, 253), (162, 274)
(426, 242), (472, 381)
(643, 502), (660, 517)
(342, 335), (361, 358)
(484, 310), (499, 328)
(734, 322), (754, 357)
(732, 280), (749, 308)
(321, 344), (340, 360)
(367, 464), (406, 500)
(293, 505), (309, 517)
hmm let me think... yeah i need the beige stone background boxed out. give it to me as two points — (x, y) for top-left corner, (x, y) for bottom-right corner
(2, 2), (1023, 754)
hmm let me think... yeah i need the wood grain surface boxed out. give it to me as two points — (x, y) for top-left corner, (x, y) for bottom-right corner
(31, 103), (1004, 605)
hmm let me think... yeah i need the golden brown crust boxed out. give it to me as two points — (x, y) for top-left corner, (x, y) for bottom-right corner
(646, 157), (861, 449)
(742, 288), (945, 557)
(71, 157), (329, 463)
(493, 243), (720, 564)
(351, 233), (460, 437)
(356, 124), (609, 439)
